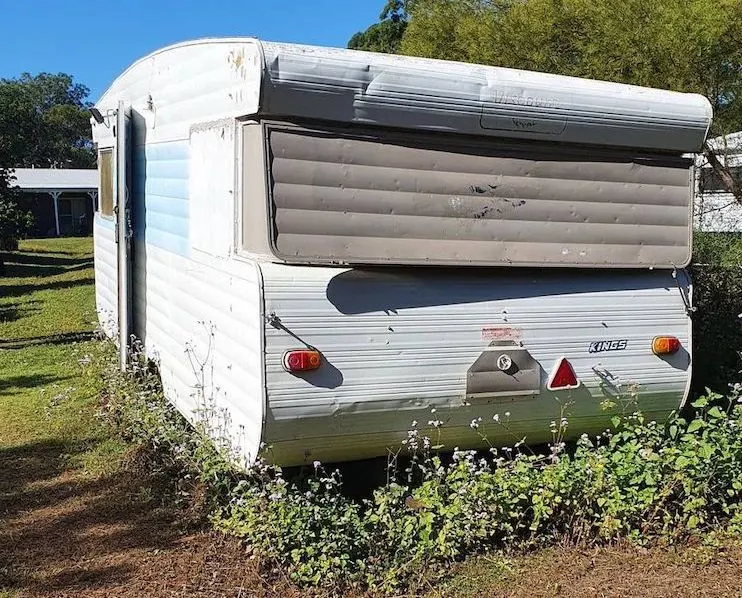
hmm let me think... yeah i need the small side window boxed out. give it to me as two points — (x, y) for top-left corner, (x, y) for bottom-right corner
(99, 149), (114, 217)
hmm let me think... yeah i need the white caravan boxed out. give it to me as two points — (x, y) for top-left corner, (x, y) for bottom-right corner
(92, 39), (712, 466)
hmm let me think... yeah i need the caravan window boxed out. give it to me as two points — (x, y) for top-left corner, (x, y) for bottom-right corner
(98, 149), (114, 217)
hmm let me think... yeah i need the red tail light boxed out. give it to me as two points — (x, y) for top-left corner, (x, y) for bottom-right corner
(547, 357), (580, 391)
(652, 336), (681, 356)
(283, 349), (321, 372)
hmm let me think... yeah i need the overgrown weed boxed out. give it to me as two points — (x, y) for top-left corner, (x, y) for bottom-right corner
(99, 343), (742, 594)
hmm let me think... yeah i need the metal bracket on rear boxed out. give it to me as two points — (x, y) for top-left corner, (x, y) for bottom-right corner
(466, 340), (540, 401)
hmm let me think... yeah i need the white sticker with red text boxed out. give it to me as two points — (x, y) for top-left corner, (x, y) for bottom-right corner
(481, 326), (522, 342)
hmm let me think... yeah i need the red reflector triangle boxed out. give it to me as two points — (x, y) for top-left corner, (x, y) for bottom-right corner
(547, 357), (580, 391)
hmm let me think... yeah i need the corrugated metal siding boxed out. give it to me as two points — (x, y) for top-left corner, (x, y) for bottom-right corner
(132, 141), (191, 257)
(268, 125), (693, 268)
(94, 40), (262, 145)
(261, 263), (691, 465)
(128, 130), (264, 464)
(134, 243), (265, 465)
(92, 38), (711, 152)
(92, 39), (268, 464)
(93, 214), (117, 337)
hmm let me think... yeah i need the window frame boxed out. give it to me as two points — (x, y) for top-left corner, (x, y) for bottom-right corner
(98, 148), (114, 218)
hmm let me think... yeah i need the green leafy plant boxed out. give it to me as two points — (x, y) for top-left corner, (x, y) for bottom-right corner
(101, 342), (742, 594)
(0, 169), (32, 253)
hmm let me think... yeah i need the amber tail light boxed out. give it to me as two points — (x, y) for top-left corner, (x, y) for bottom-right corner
(652, 336), (681, 356)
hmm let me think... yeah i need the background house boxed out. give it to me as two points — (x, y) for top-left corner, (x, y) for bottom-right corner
(695, 133), (742, 232)
(13, 168), (98, 237)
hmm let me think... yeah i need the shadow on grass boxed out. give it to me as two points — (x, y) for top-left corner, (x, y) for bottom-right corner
(0, 275), (94, 299)
(0, 439), (98, 513)
(0, 373), (70, 395)
(11, 245), (92, 257)
(0, 331), (97, 351)
(0, 250), (93, 281)
(0, 303), (19, 323)
(0, 300), (41, 323)
(3, 253), (93, 267)
(2, 261), (94, 278)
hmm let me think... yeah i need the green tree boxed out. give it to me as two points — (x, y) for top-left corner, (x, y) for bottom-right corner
(0, 169), (32, 271)
(402, 0), (742, 131)
(399, 0), (514, 63)
(486, 0), (742, 199)
(0, 73), (95, 169)
(0, 73), (90, 265)
(348, 0), (411, 54)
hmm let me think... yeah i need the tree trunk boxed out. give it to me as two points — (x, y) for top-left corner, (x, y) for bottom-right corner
(703, 140), (742, 202)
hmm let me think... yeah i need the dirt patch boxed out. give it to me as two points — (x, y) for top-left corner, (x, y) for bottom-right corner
(449, 543), (742, 598)
(4, 440), (742, 598)
(0, 442), (298, 598)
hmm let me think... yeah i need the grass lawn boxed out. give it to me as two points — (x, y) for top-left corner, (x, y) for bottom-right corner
(0, 238), (103, 449)
(0, 239), (257, 598)
(2, 237), (742, 598)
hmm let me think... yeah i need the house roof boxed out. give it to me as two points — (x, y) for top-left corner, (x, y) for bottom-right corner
(11, 168), (98, 191)
(705, 131), (742, 152)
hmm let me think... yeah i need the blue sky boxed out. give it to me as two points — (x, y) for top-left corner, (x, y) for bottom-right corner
(0, 0), (383, 102)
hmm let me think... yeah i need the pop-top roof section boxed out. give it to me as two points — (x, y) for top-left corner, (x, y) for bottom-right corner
(94, 38), (712, 153)
(259, 41), (712, 153)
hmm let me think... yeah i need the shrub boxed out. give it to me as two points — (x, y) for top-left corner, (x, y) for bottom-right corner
(101, 344), (742, 594)
(216, 395), (742, 592)
(691, 231), (742, 395)
(101, 344), (240, 513)
(691, 264), (742, 396)
(0, 169), (32, 253)
(693, 231), (742, 267)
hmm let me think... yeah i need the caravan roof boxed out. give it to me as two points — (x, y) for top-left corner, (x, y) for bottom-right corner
(96, 37), (712, 153)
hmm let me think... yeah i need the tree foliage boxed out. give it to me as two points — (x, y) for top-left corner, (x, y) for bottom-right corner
(348, 0), (411, 54)
(0, 170), (32, 264)
(398, 0), (514, 63)
(0, 73), (95, 169)
(0, 72), (93, 262)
